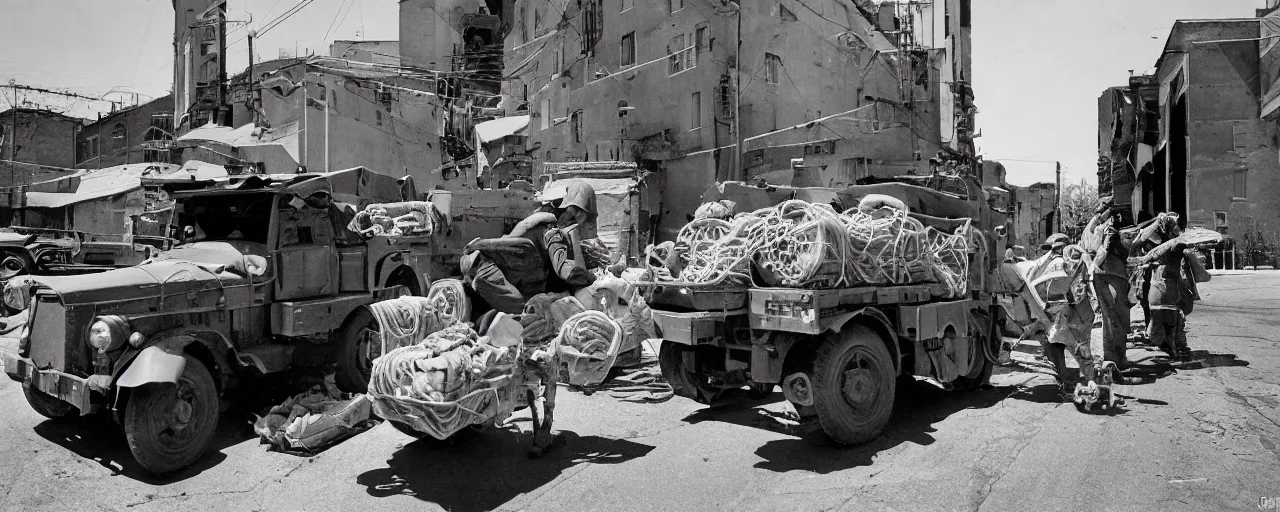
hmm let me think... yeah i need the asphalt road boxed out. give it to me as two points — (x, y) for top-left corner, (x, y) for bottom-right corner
(1, 273), (1278, 512)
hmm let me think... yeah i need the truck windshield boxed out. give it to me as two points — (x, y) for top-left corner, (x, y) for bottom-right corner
(178, 193), (274, 245)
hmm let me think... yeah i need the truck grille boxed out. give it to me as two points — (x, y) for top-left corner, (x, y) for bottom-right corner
(28, 294), (70, 372)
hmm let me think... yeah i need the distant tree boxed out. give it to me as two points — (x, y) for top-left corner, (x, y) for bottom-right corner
(1059, 181), (1102, 238)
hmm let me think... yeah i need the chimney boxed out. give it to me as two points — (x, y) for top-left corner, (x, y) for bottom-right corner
(400, 0), (439, 70)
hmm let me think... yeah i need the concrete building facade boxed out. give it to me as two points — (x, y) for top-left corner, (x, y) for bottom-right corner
(504, 0), (976, 240)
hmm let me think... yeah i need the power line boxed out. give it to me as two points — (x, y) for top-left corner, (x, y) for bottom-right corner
(321, 0), (355, 45)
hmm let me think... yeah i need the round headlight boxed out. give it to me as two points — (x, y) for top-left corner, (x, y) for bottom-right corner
(88, 320), (124, 352)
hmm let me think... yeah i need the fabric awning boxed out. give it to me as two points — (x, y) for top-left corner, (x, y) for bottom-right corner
(475, 116), (530, 144)
(25, 163), (180, 208)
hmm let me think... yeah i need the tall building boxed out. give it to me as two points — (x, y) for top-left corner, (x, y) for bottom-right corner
(503, 0), (976, 240)
(1101, 13), (1280, 241)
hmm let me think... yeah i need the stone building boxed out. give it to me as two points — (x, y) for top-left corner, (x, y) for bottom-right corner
(503, 0), (976, 240)
(0, 108), (86, 176)
(1100, 13), (1280, 242)
(76, 95), (175, 169)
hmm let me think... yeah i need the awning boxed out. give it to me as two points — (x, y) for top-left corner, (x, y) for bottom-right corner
(475, 115), (530, 144)
(24, 163), (180, 208)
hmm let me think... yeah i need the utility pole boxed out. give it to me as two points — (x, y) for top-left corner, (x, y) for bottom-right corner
(8, 80), (16, 164)
(248, 30), (256, 90)
(732, 2), (742, 182)
(1055, 161), (1062, 233)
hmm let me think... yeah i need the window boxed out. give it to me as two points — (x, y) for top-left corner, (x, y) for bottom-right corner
(620, 32), (636, 67)
(571, 110), (584, 143)
(695, 24), (709, 52)
(534, 6), (543, 32)
(1233, 169), (1248, 199)
(582, 0), (603, 55)
(669, 0), (683, 14)
(1214, 211), (1229, 231)
(519, 6), (528, 43)
(621, 0), (633, 12)
(540, 98), (552, 130)
(554, 44), (565, 74)
(764, 53), (781, 84)
(668, 34), (695, 75)
(690, 92), (702, 130)
(85, 135), (99, 159)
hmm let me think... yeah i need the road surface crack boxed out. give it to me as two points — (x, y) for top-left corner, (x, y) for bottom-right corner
(972, 408), (1054, 512)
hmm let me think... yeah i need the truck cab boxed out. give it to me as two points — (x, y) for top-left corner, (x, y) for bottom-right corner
(3, 167), (443, 475)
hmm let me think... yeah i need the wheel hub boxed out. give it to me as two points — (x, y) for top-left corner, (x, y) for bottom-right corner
(842, 367), (876, 409)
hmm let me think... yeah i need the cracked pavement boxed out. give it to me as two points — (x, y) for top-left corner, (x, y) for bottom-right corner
(1, 273), (1278, 512)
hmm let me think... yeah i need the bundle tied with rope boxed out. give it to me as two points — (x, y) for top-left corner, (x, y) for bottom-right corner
(555, 310), (624, 387)
(644, 197), (973, 297)
(366, 322), (522, 440)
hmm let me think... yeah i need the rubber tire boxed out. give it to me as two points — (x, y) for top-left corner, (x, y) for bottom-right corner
(811, 325), (896, 446)
(335, 308), (378, 394)
(23, 386), (78, 421)
(658, 341), (721, 404)
(746, 383), (775, 400)
(953, 317), (995, 391)
(124, 354), (220, 476)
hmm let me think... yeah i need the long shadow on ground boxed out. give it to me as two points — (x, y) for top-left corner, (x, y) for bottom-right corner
(29, 372), (321, 484)
(32, 413), (249, 484)
(355, 428), (655, 512)
(679, 380), (1014, 474)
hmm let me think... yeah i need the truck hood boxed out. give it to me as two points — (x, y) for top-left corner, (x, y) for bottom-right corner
(29, 259), (241, 305)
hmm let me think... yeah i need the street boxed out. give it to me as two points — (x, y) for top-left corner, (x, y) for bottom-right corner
(0, 273), (1276, 512)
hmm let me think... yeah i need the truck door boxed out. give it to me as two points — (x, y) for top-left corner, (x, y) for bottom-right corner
(274, 196), (340, 300)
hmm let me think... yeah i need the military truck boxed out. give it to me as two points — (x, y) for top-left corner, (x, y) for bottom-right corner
(648, 175), (1010, 445)
(3, 167), (445, 475)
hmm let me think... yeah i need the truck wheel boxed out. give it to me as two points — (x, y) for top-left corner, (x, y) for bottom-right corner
(23, 387), (77, 420)
(812, 326), (896, 445)
(658, 341), (720, 404)
(953, 317), (995, 391)
(336, 308), (380, 393)
(124, 354), (219, 476)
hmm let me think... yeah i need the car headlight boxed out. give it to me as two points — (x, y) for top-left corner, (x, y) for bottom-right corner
(87, 316), (128, 353)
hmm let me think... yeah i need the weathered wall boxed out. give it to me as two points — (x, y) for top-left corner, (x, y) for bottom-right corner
(0, 110), (82, 170)
(251, 66), (445, 189)
(76, 95), (174, 168)
(1170, 21), (1280, 239)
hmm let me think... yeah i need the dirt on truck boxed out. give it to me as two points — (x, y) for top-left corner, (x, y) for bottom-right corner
(643, 174), (1011, 445)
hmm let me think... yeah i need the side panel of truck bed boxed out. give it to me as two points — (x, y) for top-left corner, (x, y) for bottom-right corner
(749, 285), (934, 334)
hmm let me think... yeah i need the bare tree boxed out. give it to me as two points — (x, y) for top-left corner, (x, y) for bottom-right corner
(1060, 181), (1101, 238)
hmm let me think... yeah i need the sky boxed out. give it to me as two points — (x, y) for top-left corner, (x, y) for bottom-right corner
(0, 0), (1269, 186)
(971, 0), (1266, 187)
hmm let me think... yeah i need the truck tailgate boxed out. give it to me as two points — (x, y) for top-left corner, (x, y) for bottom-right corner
(749, 285), (933, 334)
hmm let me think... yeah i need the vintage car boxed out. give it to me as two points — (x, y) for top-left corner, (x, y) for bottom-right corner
(2, 167), (446, 475)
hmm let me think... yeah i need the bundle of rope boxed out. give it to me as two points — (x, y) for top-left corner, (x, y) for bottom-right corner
(347, 201), (441, 238)
(366, 323), (522, 440)
(366, 296), (443, 356)
(555, 310), (624, 387)
(426, 279), (470, 327)
(645, 199), (975, 295)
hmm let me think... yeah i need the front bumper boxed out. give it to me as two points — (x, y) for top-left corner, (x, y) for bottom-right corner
(3, 353), (93, 415)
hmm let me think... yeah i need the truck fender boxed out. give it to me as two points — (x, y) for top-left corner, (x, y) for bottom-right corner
(115, 346), (187, 388)
(823, 307), (901, 373)
(377, 256), (423, 295)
